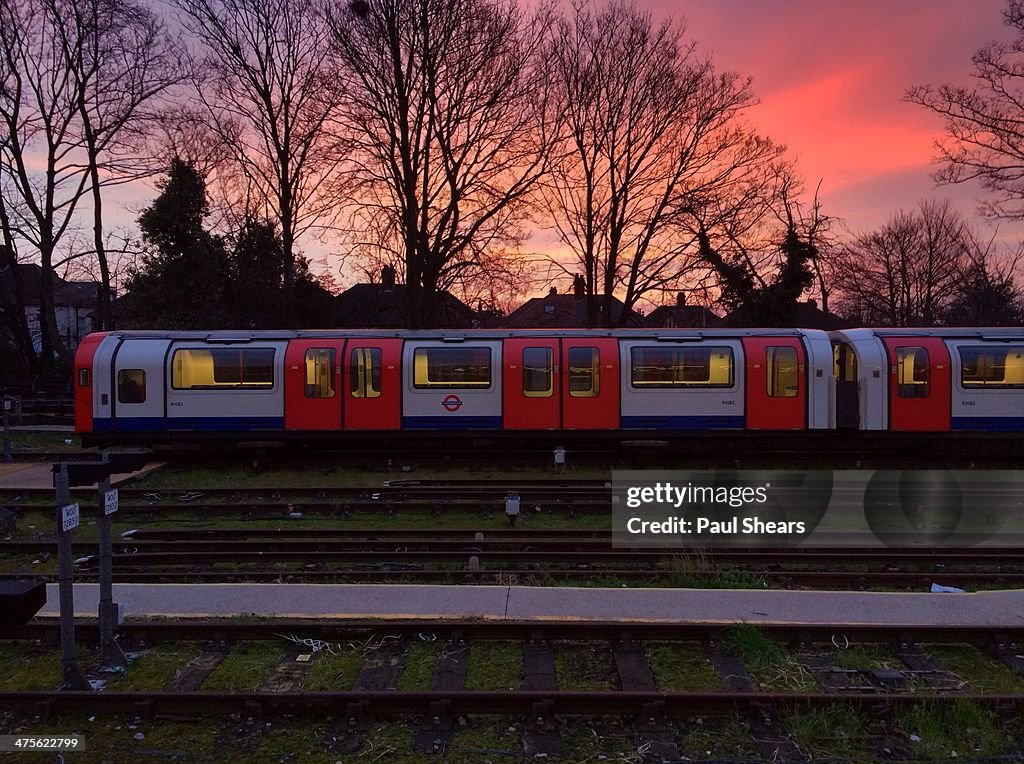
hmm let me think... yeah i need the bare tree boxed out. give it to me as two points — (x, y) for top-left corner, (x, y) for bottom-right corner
(834, 200), (978, 326)
(907, 0), (1024, 219)
(544, 0), (781, 327)
(327, 0), (558, 328)
(174, 0), (342, 326)
(48, 0), (181, 331)
(0, 0), (92, 367)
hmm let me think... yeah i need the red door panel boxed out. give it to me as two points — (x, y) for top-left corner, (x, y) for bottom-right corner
(73, 332), (109, 433)
(285, 339), (345, 431)
(344, 339), (402, 430)
(503, 338), (560, 430)
(562, 338), (619, 429)
(883, 337), (951, 432)
(743, 337), (807, 430)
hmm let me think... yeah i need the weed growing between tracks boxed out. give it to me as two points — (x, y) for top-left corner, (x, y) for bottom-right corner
(200, 642), (286, 691)
(894, 699), (1015, 758)
(464, 641), (522, 690)
(721, 624), (817, 692)
(0, 640), (63, 690)
(398, 641), (443, 691)
(299, 647), (364, 691)
(107, 642), (205, 691)
(679, 715), (759, 759)
(553, 643), (618, 692)
(446, 716), (521, 763)
(781, 702), (874, 759)
(927, 645), (1024, 694)
(645, 643), (718, 690)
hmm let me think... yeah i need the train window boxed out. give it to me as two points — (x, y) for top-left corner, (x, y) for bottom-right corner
(78, 368), (91, 387)
(630, 347), (733, 387)
(568, 347), (600, 397)
(413, 347), (491, 388)
(350, 347), (382, 398)
(305, 348), (336, 399)
(766, 347), (799, 397)
(171, 348), (276, 390)
(117, 369), (146, 404)
(896, 347), (930, 398)
(960, 346), (1024, 387)
(522, 347), (553, 397)
(833, 343), (858, 381)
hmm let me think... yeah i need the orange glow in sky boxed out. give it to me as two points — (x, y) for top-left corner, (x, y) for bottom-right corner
(662, 0), (1020, 237)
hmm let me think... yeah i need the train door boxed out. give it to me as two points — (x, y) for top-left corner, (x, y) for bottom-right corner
(561, 338), (619, 429)
(832, 341), (860, 429)
(742, 336), (806, 430)
(344, 339), (402, 430)
(882, 336), (951, 432)
(111, 339), (170, 431)
(285, 339), (345, 431)
(503, 338), (560, 430)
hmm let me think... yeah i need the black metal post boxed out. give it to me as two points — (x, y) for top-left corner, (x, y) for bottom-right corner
(2, 398), (11, 463)
(97, 454), (125, 669)
(55, 464), (90, 690)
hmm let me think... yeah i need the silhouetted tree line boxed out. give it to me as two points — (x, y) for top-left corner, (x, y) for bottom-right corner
(2, 0), (1024, 384)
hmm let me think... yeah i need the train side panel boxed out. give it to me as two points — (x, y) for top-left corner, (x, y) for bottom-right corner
(401, 339), (503, 429)
(947, 338), (1024, 431)
(618, 338), (744, 430)
(165, 340), (287, 431)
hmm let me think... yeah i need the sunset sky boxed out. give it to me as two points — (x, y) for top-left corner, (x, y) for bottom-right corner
(664, 0), (1018, 239)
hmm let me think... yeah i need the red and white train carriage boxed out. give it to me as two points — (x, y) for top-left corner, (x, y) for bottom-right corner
(72, 327), (1024, 444)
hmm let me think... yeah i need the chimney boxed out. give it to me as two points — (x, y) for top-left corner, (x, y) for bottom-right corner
(676, 292), (686, 307)
(573, 274), (585, 298)
(548, 286), (558, 296)
(381, 265), (396, 289)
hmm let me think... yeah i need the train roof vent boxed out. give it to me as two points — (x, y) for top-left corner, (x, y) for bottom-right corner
(442, 336), (466, 343)
(656, 334), (702, 342)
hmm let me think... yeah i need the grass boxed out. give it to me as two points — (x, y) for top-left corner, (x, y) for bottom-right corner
(9, 431), (91, 454)
(835, 645), (903, 672)
(234, 720), (339, 763)
(464, 641), (522, 690)
(895, 699), (1014, 759)
(300, 647), (365, 691)
(446, 716), (521, 763)
(721, 624), (817, 692)
(645, 643), (719, 690)
(679, 716), (758, 759)
(108, 642), (205, 691)
(927, 644), (1024, 693)
(781, 703), (876, 759)
(360, 723), (426, 764)
(554, 642), (618, 691)
(0, 641), (64, 690)
(397, 640), (442, 691)
(721, 624), (785, 669)
(660, 549), (768, 589)
(199, 641), (286, 691)
(559, 717), (637, 761)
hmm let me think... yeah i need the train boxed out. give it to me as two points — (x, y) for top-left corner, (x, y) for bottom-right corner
(72, 327), (1024, 446)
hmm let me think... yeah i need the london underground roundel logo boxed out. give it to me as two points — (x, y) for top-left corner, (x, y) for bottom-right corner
(442, 394), (463, 412)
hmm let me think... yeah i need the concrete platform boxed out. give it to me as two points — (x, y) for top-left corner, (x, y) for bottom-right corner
(0, 462), (164, 491)
(38, 584), (1024, 627)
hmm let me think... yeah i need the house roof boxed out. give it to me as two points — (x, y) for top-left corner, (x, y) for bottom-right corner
(0, 263), (102, 309)
(334, 283), (478, 328)
(645, 304), (723, 329)
(724, 300), (852, 330)
(502, 293), (644, 328)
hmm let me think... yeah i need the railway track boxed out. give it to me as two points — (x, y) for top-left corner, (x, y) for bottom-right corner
(6, 531), (1024, 588)
(4, 618), (1024, 760)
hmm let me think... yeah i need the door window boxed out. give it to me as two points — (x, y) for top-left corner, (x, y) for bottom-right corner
(766, 346), (799, 398)
(522, 347), (553, 397)
(568, 347), (600, 397)
(351, 348), (382, 398)
(117, 369), (146, 404)
(304, 348), (336, 399)
(896, 347), (930, 398)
